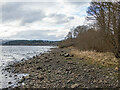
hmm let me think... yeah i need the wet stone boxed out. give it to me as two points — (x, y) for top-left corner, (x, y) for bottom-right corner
(8, 81), (12, 84)
(19, 77), (25, 83)
(33, 56), (36, 58)
(9, 75), (12, 77)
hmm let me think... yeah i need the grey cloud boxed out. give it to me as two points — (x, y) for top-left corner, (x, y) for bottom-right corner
(10, 30), (64, 41)
(48, 14), (74, 24)
(2, 2), (24, 21)
(67, 2), (89, 7)
(68, 17), (74, 20)
(2, 2), (45, 24)
(21, 11), (45, 24)
(49, 14), (66, 18)
(2, 2), (75, 25)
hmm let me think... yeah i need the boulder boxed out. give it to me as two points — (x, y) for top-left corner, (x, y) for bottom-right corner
(64, 53), (69, 57)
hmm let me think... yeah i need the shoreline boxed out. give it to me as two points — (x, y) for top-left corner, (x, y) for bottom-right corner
(1, 45), (57, 46)
(3, 47), (119, 89)
(1, 46), (54, 89)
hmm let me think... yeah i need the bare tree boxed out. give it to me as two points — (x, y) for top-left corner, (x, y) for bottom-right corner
(72, 25), (88, 38)
(87, 1), (120, 58)
(65, 32), (72, 39)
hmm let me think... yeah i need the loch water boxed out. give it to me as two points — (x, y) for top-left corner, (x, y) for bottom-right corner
(0, 46), (55, 89)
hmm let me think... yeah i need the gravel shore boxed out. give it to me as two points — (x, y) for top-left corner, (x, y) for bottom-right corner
(3, 48), (119, 89)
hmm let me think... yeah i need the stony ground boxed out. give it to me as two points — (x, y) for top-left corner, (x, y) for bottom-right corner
(4, 48), (119, 89)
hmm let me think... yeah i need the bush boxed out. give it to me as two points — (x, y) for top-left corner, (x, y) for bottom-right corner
(59, 38), (75, 48)
(59, 27), (111, 52)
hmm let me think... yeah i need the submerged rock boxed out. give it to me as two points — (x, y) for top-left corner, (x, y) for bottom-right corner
(19, 77), (25, 83)
(8, 81), (12, 84)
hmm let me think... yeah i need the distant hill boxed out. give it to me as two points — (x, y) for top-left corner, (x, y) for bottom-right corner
(3, 40), (59, 46)
(0, 40), (11, 45)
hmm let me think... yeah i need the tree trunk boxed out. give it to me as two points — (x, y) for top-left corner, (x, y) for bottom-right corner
(115, 2), (120, 58)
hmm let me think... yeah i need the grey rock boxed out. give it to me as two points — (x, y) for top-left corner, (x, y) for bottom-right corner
(106, 76), (109, 79)
(71, 83), (79, 88)
(33, 56), (36, 58)
(45, 59), (50, 62)
(44, 56), (48, 59)
(8, 81), (12, 84)
(5, 74), (7, 76)
(49, 58), (52, 60)
(42, 69), (46, 72)
(9, 75), (12, 77)
(66, 57), (72, 60)
(64, 53), (69, 57)
(36, 67), (42, 70)
(19, 77), (25, 83)
(65, 68), (70, 71)
(56, 60), (60, 63)
(25, 76), (31, 80)
(37, 75), (44, 81)
(14, 74), (17, 77)
(48, 70), (51, 73)
(70, 54), (74, 57)
(67, 62), (76, 65)
(67, 79), (74, 84)
(56, 70), (61, 74)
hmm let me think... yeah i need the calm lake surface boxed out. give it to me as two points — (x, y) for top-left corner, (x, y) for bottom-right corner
(0, 46), (55, 89)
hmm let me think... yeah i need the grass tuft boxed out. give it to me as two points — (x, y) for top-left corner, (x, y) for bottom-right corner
(68, 47), (118, 68)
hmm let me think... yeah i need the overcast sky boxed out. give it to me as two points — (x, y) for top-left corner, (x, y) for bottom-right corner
(0, 1), (90, 41)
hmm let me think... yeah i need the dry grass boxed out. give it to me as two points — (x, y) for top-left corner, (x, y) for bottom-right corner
(68, 47), (118, 68)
